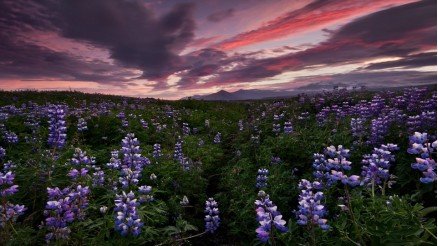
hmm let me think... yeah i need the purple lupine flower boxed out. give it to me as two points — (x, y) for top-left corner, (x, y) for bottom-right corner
(272, 124), (281, 134)
(408, 132), (437, 183)
(205, 198), (220, 233)
(238, 120), (244, 131)
(213, 132), (221, 144)
(256, 169), (269, 189)
(47, 105), (67, 149)
(173, 137), (184, 163)
(255, 190), (287, 243)
(351, 118), (366, 138)
(0, 147), (5, 160)
(271, 156), (281, 165)
(283, 121), (293, 134)
(114, 191), (143, 236)
(139, 119), (148, 129)
(138, 185), (153, 203)
(44, 185), (89, 242)
(0, 171), (26, 228)
(70, 148), (92, 166)
(92, 170), (105, 187)
(312, 145), (352, 188)
(107, 150), (122, 169)
(4, 131), (18, 144)
(361, 144), (398, 187)
(77, 118), (87, 132)
(153, 144), (162, 159)
(295, 179), (329, 230)
(182, 123), (190, 135)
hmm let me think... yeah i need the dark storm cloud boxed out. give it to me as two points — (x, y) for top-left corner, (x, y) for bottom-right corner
(363, 52), (437, 70)
(188, 0), (436, 88)
(207, 8), (235, 22)
(0, 0), (136, 84)
(0, 0), (197, 85)
(52, 0), (196, 81)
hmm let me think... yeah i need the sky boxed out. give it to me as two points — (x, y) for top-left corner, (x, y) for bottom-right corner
(0, 0), (436, 99)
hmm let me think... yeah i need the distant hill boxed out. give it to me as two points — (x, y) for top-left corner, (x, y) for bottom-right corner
(189, 89), (303, 101)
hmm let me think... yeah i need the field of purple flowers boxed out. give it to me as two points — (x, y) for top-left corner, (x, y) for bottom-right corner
(0, 86), (436, 245)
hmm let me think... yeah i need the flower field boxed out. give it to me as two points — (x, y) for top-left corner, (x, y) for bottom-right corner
(0, 87), (436, 245)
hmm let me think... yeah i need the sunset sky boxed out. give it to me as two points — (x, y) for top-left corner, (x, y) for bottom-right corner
(0, 0), (436, 99)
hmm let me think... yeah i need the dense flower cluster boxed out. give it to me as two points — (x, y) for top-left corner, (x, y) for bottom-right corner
(255, 190), (287, 243)
(295, 179), (329, 230)
(312, 145), (352, 187)
(47, 105), (67, 149)
(361, 144), (398, 188)
(204, 198), (220, 233)
(44, 185), (90, 242)
(408, 132), (437, 183)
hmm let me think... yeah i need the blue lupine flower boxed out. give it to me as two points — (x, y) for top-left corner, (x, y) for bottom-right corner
(408, 132), (437, 183)
(214, 132), (221, 144)
(361, 144), (398, 187)
(283, 121), (293, 134)
(77, 118), (87, 132)
(295, 179), (329, 230)
(255, 190), (287, 243)
(153, 144), (162, 159)
(114, 191), (143, 236)
(205, 198), (220, 233)
(47, 105), (67, 149)
(256, 169), (269, 189)
(0, 170), (26, 228)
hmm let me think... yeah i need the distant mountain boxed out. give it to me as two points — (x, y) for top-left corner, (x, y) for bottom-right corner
(188, 89), (302, 101)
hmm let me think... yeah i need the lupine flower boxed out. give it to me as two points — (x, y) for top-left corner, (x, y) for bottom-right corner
(255, 190), (287, 243)
(0, 171), (26, 228)
(182, 123), (190, 135)
(139, 119), (148, 129)
(48, 105), (67, 149)
(77, 118), (87, 132)
(272, 124), (281, 134)
(0, 147), (5, 159)
(153, 144), (162, 159)
(107, 150), (122, 169)
(4, 131), (18, 144)
(174, 137), (184, 164)
(44, 185), (90, 242)
(295, 180), (329, 230)
(271, 156), (281, 165)
(114, 191), (143, 236)
(351, 118), (366, 138)
(256, 169), (269, 189)
(408, 132), (437, 183)
(361, 144), (398, 187)
(283, 121), (293, 134)
(205, 198), (220, 233)
(213, 132), (221, 144)
(238, 120), (244, 131)
(100, 206), (108, 214)
(180, 196), (189, 206)
(312, 146), (352, 188)
(92, 170), (105, 187)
